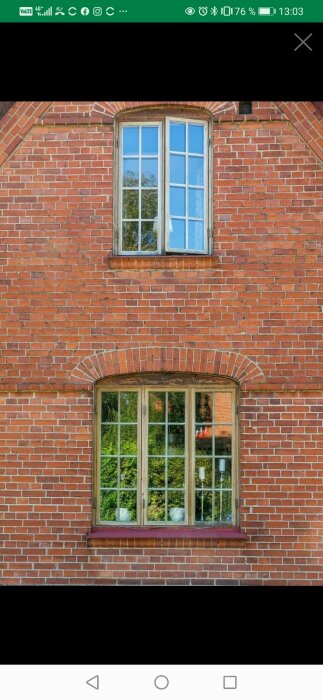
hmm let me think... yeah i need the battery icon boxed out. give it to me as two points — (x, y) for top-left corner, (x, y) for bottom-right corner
(258, 7), (276, 14)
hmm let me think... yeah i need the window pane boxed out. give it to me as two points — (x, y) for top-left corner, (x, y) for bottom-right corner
(100, 491), (117, 522)
(214, 426), (232, 455)
(119, 491), (137, 522)
(168, 392), (185, 423)
(141, 158), (158, 187)
(120, 392), (137, 422)
(188, 188), (204, 218)
(148, 458), (165, 488)
(195, 490), (212, 523)
(123, 158), (139, 187)
(214, 457), (232, 489)
(170, 154), (186, 184)
(188, 220), (204, 252)
(149, 391), (165, 422)
(120, 457), (137, 488)
(101, 425), (118, 455)
(168, 491), (185, 523)
(169, 218), (185, 249)
(123, 127), (139, 155)
(168, 425), (185, 455)
(170, 122), (186, 152)
(141, 222), (158, 252)
(122, 222), (138, 252)
(168, 458), (185, 488)
(102, 392), (118, 422)
(101, 457), (118, 488)
(195, 392), (213, 423)
(148, 425), (165, 455)
(141, 190), (158, 219)
(120, 425), (137, 455)
(148, 491), (165, 522)
(215, 393), (232, 424)
(214, 490), (232, 523)
(195, 457), (212, 488)
(188, 156), (204, 186)
(123, 189), (139, 219)
(195, 426), (213, 455)
(170, 186), (185, 216)
(142, 126), (158, 155)
(188, 124), (204, 154)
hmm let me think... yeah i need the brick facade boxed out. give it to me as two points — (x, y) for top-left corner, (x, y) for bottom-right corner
(0, 101), (322, 585)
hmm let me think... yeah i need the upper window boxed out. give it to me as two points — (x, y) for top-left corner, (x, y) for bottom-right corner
(117, 117), (210, 255)
(96, 380), (238, 527)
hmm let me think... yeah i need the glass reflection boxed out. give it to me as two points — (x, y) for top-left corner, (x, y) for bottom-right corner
(123, 126), (139, 155)
(100, 491), (117, 521)
(148, 457), (165, 488)
(122, 222), (138, 251)
(170, 219), (185, 249)
(101, 392), (118, 422)
(214, 426), (232, 455)
(188, 124), (204, 154)
(120, 457), (137, 487)
(170, 186), (185, 216)
(215, 393), (232, 424)
(167, 458), (185, 488)
(123, 158), (139, 187)
(141, 190), (158, 219)
(101, 457), (118, 488)
(147, 491), (165, 521)
(101, 425), (118, 455)
(188, 157), (204, 186)
(168, 392), (185, 423)
(141, 223), (158, 251)
(120, 392), (137, 422)
(188, 188), (204, 218)
(141, 158), (158, 187)
(149, 392), (165, 422)
(168, 425), (185, 455)
(188, 220), (204, 251)
(170, 122), (186, 152)
(170, 155), (186, 184)
(148, 425), (165, 455)
(142, 126), (158, 155)
(123, 189), (139, 219)
(120, 425), (137, 454)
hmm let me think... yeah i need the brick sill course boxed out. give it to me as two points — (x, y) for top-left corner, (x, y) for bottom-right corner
(87, 527), (246, 540)
(108, 255), (218, 270)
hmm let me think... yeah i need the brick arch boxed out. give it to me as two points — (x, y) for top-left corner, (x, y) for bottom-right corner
(92, 100), (236, 118)
(71, 347), (264, 385)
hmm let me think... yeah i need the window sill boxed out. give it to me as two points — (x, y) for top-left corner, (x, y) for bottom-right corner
(87, 527), (246, 541)
(107, 255), (218, 271)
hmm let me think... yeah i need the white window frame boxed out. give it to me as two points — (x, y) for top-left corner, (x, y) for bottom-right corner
(165, 117), (208, 254)
(118, 121), (162, 255)
(95, 385), (238, 527)
(117, 117), (211, 255)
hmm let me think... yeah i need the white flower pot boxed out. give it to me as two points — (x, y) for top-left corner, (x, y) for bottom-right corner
(116, 507), (130, 522)
(169, 507), (185, 523)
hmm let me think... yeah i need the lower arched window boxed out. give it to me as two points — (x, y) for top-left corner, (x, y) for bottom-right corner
(95, 375), (238, 527)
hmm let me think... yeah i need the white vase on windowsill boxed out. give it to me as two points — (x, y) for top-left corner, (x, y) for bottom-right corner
(169, 507), (185, 523)
(116, 507), (130, 523)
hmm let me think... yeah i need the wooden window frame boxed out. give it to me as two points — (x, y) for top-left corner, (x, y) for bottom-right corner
(94, 382), (239, 528)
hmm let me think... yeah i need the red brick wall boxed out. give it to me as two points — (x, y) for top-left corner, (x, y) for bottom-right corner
(0, 101), (322, 585)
